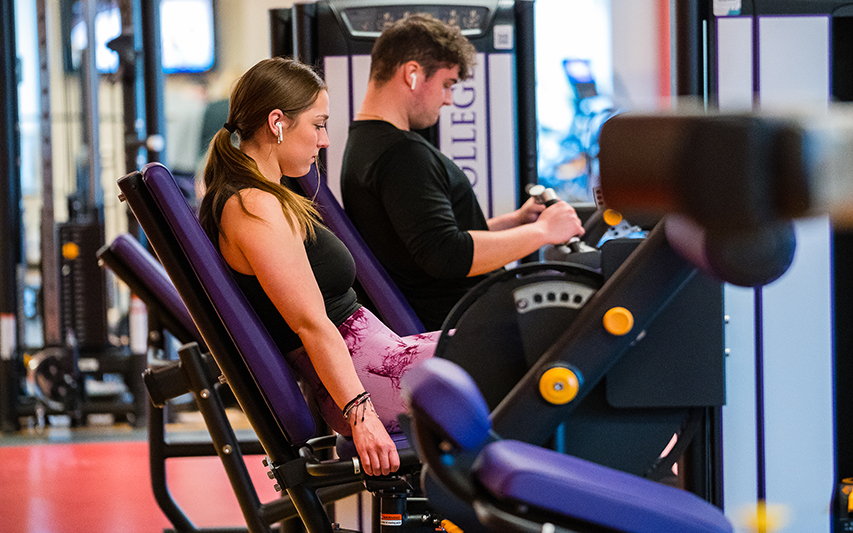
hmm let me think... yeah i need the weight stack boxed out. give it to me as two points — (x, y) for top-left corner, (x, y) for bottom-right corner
(58, 221), (108, 353)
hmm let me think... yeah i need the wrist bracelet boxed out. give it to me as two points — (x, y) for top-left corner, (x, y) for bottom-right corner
(343, 392), (370, 420)
(349, 396), (374, 426)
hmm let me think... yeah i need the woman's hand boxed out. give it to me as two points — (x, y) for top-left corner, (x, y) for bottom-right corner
(350, 404), (400, 476)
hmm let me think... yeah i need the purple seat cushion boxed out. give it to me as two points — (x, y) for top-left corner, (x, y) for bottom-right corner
(476, 439), (732, 533)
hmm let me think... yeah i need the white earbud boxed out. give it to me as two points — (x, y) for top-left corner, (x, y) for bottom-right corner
(275, 122), (283, 144)
(410, 73), (417, 91)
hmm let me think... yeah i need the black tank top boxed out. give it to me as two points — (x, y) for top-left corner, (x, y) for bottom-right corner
(230, 224), (360, 354)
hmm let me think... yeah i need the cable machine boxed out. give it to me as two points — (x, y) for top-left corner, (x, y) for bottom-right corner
(0, 0), (170, 432)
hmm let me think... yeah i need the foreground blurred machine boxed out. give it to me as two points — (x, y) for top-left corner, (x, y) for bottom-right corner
(400, 108), (853, 532)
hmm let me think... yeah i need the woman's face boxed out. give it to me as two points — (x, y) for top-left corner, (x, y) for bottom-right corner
(278, 89), (330, 177)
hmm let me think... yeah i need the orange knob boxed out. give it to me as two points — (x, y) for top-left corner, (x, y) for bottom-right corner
(539, 367), (581, 405)
(603, 307), (634, 336)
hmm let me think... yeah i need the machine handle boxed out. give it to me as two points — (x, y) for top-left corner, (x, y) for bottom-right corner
(528, 184), (584, 253)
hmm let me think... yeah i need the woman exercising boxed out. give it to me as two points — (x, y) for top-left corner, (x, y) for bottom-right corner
(198, 57), (439, 476)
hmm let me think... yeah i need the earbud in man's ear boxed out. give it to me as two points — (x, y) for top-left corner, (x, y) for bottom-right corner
(410, 73), (417, 91)
(275, 122), (283, 144)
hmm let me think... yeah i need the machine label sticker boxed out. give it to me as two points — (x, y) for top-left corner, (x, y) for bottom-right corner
(493, 24), (513, 50)
(380, 513), (403, 526)
(713, 0), (741, 16)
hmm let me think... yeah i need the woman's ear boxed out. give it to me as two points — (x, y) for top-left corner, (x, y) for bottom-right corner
(268, 109), (284, 133)
(268, 109), (290, 143)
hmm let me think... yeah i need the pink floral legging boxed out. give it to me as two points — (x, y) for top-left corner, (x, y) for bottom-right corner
(284, 307), (440, 436)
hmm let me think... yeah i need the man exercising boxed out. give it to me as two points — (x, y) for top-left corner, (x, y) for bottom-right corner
(341, 14), (584, 330)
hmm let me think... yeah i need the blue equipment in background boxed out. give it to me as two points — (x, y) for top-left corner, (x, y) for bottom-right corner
(538, 58), (620, 206)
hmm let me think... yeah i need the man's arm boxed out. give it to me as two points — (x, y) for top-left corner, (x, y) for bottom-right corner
(468, 200), (584, 276)
(377, 142), (584, 278)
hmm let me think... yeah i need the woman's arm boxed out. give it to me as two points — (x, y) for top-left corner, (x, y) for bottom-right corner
(219, 189), (399, 475)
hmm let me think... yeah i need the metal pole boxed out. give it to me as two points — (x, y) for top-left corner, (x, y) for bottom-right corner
(141, 0), (166, 164)
(0, 0), (23, 432)
(675, 0), (704, 98)
(514, 0), (538, 203)
(37, 0), (61, 349)
(292, 2), (317, 66)
(115, 0), (146, 174)
(81, 0), (103, 219)
(113, 0), (146, 241)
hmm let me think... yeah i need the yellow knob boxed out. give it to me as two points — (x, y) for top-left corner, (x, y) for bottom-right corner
(603, 307), (634, 336)
(539, 367), (580, 405)
(62, 242), (80, 260)
(602, 209), (623, 227)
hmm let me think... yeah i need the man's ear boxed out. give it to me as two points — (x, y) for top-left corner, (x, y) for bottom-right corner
(402, 61), (421, 89)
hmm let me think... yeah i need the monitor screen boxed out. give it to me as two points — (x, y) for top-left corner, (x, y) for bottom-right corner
(160, 0), (215, 73)
(68, 2), (121, 73)
(66, 0), (215, 74)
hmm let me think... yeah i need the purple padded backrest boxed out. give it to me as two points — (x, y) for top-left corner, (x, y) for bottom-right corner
(141, 162), (316, 444)
(296, 166), (425, 336)
(106, 233), (204, 347)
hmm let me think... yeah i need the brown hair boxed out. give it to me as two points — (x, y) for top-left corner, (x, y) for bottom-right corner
(369, 13), (477, 84)
(199, 58), (324, 243)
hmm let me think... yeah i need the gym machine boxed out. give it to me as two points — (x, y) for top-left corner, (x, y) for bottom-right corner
(268, 0), (726, 510)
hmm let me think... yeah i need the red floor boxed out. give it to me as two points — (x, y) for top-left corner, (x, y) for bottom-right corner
(0, 441), (279, 533)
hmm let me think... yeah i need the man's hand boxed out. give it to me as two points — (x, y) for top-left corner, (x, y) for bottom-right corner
(537, 200), (585, 244)
(516, 196), (547, 225)
(488, 196), (547, 231)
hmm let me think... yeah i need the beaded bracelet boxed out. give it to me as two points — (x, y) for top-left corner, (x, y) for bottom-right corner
(350, 396), (374, 426)
(343, 392), (371, 420)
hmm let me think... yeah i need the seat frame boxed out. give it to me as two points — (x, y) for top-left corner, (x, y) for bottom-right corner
(98, 234), (311, 532)
(117, 163), (434, 533)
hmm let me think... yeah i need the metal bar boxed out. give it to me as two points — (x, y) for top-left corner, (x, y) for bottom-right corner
(116, 0), (145, 175)
(293, 2), (318, 66)
(141, 0), (166, 163)
(81, 0), (103, 217)
(675, 0), (704, 98)
(37, 0), (61, 348)
(0, 0), (22, 433)
(149, 401), (198, 531)
(513, 0), (538, 200)
(178, 343), (273, 533)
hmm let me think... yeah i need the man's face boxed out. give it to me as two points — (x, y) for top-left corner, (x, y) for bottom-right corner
(409, 65), (460, 130)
